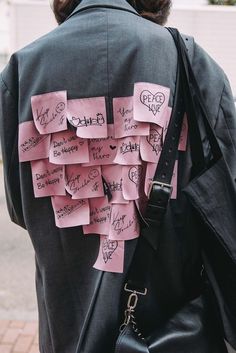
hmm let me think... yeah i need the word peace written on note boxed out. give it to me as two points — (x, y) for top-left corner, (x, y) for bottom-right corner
(31, 91), (67, 134)
(65, 165), (104, 199)
(140, 124), (163, 163)
(113, 96), (149, 138)
(93, 236), (125, 273)
(122, 165), (142, 201)
(49, 129), (89, 165)
(67, 97), (107, 138)
(31, 159), (66, 198)
(18, 121), (51, 162)
(51, 195), (90, 228)
(133, 82), (170, 127)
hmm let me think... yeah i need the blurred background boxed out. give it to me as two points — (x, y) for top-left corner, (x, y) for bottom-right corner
(0, 0), (235, 352)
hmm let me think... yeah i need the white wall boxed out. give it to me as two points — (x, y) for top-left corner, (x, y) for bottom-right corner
(167, 5), (236, 95)
(9, 0), (56, 52)
(7, 1), (236, 95)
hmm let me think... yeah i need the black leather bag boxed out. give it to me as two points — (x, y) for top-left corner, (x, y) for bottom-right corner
(114, 27), (232, 353)
(115, 294), (227, 353)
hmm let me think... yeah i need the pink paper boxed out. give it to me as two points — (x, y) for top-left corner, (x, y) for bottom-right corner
(171, 160), (178, 199)
(113, 96), (149, 138)
(31, 91), (67, 134)
(144, 161), (178, 199)
(18, 121), (51, 162)
(83, 197), (111, 235)
(31, 159), (66, 198)
(49, 129), (89, 165)
(65, 165), (104, 199)
(133, 82), (170, 127)
(122, 165), (142, 201)
(93, 236), (125, 273)
(140, 124), (163, 163)
(113, 136), (141, 165)
(178, 114), (188, 151)
(51, 195), (90, 228)
(67, 97), (108, 138)
(102, 165), (128, 204)
(109, 202), (140, 241)
(82, 124), (117, 166)
(144, 162), (157, 197)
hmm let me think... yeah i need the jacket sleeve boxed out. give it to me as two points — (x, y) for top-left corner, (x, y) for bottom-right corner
(185, 42), (236, 349)
(214, 74), (236, 179)
(0, 57), (26, 229)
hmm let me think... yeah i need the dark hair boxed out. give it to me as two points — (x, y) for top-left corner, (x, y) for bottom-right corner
(53, 0), (172, 25)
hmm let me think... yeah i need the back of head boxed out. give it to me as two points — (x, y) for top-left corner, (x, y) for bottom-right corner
(52, 0), (172, 25)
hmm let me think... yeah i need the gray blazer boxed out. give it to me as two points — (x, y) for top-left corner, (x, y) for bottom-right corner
(1, 1), (236, 352)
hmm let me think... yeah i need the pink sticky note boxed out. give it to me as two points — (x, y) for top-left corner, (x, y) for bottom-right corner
(102, 165), (128, 204)
(162, 107), (172, 143)
(133, 82), (170, 127)
(144, 162), (157, 197)
(140, 124), (163, 163)
(109, 202), (140, 241)
(83, 197), (111, 235)
(18, 121), (51, 162)
(67, 97), (108, 138)
(144, 161), (178, 199)
(49, 129), (89, 165)
(51, 195), (90, 228)
(82, 124), (117, 166)
(113, 96), (150, 138)
(31, 159), (66, 198)
(171, 160), (178, 199)
(113, 136), (142, 165)
(31, 91), (67, 134)
(93, 236), (125, 273)
(178, 114), (188, 151)
(122, 165), (143, 201)
(65, 165), (104, 199)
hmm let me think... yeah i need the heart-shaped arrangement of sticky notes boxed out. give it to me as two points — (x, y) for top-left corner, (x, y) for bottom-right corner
(18, 83), (188, 273)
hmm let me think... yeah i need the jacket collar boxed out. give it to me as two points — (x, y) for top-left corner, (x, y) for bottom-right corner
(67, 0), (139, 20)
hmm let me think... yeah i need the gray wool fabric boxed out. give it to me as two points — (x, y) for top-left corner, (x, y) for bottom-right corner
(0, 0), (236, 352)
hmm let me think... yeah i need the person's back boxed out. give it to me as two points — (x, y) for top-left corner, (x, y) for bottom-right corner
(1, 1), (236, 352)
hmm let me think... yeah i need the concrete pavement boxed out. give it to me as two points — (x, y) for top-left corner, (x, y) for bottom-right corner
(0, 164), (37, 321)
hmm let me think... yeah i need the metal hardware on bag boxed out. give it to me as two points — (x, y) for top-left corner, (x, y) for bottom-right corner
(124, 283), (148, 296)
(147, 181), (173, 199)
(120, 284), (148, 335)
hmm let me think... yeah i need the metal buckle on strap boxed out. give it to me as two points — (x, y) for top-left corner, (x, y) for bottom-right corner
(147, 181), (173, 199)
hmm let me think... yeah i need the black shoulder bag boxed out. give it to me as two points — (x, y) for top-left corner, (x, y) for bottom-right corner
(114, 28), (232, 353)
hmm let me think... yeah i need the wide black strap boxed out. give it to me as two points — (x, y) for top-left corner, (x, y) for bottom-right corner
(125, 27), (223, 297)
(143, 50), (185, 250)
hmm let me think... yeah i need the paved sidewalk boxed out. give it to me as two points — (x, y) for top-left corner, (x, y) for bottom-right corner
(0, 320), (39, 353)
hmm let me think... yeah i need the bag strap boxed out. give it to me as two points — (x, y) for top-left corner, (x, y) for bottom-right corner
(142, 39), (185, 250)
(167, 28), (222, 171)
(120, 27), (223, 331)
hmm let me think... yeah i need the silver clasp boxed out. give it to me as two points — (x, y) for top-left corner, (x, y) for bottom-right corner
(120, 284), (147, 332)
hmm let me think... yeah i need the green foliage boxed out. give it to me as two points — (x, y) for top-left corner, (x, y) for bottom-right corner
(209, 0), (236, 4)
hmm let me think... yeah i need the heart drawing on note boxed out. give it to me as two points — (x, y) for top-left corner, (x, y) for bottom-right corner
(140, 90), (165, 115)
(110, 145), (117, 150)
(102, 239), (118, 263)
(128, 166), (142, 186)
(147, 128), (162, 155)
